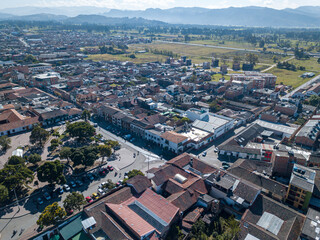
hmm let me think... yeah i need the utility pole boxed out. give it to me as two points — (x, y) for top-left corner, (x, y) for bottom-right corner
(12, 187), (20, 212)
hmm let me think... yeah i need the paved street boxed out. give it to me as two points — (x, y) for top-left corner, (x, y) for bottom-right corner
(282, 74), (320, 99)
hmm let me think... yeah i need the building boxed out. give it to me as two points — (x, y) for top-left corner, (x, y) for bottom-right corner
(30, 72), (60, 87)
(286, 164), (315, 211)
(238, 194), (305, 240)
(271, 150), (307, 177)
(106, 188), (179, 239)
(295, 120), (320, 148)
(301, 208), (320, 240)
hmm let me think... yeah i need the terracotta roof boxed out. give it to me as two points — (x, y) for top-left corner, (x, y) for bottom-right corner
(182, 207), (204, 230)
(161, 131), (188, 144)
(0, 116), (39, 132)
(106, 188), (179, 238)
(107, 202), (155, 238)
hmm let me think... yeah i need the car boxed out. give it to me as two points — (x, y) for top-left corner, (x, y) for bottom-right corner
(92, 192), (99, 200)
(214, 147), (219, 153)
(222, 162), (229, 166)
(223, 165), (230, 170)
(63, 184), (70, 191)
(114, 145), (121, 150)
(94, 123), (98, 127)
(43, 192), (51, 201)
(98, 182), (106, 189)
(97, 188), (105, 195)
(57, 187), (64, 194)
(87, 173), (94, 181)
(202, 151), (207, 157)
(107, 165), (114, 171)
(116, 180), (123, 186)
(70, 181), (76, 188)
(86, 196), (93, 203)
(37, 197), (44, 205)
(76, 180), (83, 186)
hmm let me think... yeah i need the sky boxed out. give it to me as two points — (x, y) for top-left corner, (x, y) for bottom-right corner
(1, 0), (320, 10)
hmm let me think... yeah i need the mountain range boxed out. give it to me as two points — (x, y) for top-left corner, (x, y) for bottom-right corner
(1, 6), (320, 27)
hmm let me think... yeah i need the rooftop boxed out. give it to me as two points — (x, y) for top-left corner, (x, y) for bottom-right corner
(290, 164), (316, 192)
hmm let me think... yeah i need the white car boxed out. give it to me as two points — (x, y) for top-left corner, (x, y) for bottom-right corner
(63, 184), (70, 191)
(98, 182), (106, 189)
(97, 188), (105, 195)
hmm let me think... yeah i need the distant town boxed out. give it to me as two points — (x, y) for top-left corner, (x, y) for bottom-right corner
(0, 16), (320, 240)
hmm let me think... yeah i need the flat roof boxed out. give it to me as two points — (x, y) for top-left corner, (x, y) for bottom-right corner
(181, 128), (210, 142)
(254, 119), (297, 135)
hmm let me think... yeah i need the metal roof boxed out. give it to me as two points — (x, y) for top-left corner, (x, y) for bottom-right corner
(257, 212), (284, 236)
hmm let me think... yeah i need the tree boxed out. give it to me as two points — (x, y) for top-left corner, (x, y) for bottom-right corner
(81, 110), (91, 122)
(37, 160), (66, 185)
(308, 95), (320, 107)
(318, 58), (320, 64)
(63, 192), (85, 211)
(66, 121), (95, 142)
(98, 144), (112, 158)
(50, 138), (60, 150)
(0, 136), (11, 152)
(0, 164), (33, 190)
(245, 53), (259, 66)
(123, 169), (144, 183)
(102, 179), (116, 189)
(37, 202), (66, 226)
(0, 184), (9, 204)
(70, 151), (85, 166)
(30, 125), (49, 146)
(27, 153), (41, 165)
(60, 147), (72, 161)
(7, 156), (25, 165)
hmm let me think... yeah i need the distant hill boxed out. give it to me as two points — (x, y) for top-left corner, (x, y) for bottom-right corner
(1, 6), (320, 27)
(12, 14), (68, 22)
(65, 15), (167, 26)
(0, 6), (109, 17)
(104, 6), (320, 27)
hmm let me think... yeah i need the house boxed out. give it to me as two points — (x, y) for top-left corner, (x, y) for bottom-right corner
(160, 131), (188, 154)
(105, 188), (179, 239)
(206, 171), (260, 216)
(0, 109), (39, 136)
(228, 159), (287, 202)
(239, 194), (305, 240)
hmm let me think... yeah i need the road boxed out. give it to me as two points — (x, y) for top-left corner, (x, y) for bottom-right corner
(261, 56), (295, 73)
(155, 40), (294, 56)
(282, 74), (320, 99)
(0, 122), (164, 240)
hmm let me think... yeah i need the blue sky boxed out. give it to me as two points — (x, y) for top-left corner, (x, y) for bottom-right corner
(1, 0), (320, 10)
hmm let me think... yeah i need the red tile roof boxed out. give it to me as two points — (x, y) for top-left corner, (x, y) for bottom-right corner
(161, 131), (188, 144)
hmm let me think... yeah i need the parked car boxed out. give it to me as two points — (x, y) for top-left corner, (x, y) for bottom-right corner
(43, 192), (51, 201)
(37, 197), (44, 205)
(76, 180), (83, 186)
(63, 184), (70, 191)
(92, 192), (99, 200)
(107, 165), (114, 171)
(97, 188), (105, 195)
(214, 147), (219, 153)
(87, 173), (94, 181)
(86, 196), (93, 203)
(202, 151), (207, 157)
(98, 182), (106, 189)
(70, 181), (76, 188)
(57, 187), (64, 194)
(94, 123), (98, 127)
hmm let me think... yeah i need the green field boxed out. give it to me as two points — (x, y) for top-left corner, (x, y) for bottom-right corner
(87, 51), (167, 64)
(266, 58), (320, 88)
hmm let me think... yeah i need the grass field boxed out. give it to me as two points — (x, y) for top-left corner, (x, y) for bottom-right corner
(87, 51), (167, 64)
(266, 58), (320, 88)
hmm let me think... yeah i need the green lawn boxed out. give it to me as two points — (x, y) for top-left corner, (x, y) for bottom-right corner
(266, 58), (320, 88)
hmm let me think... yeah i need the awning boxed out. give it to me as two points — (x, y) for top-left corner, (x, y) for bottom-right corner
(81, 217), (96, 230)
